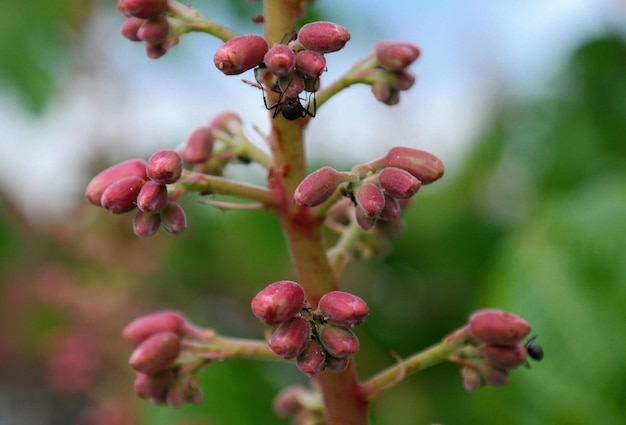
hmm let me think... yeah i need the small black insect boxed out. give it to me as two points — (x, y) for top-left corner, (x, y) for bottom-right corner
(525, 336), (544, 361)
(263, 89), (316, 120)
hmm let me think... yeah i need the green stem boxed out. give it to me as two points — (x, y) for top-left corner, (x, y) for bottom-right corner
(167, 0), (239, 41)
(186, 335), (282, 361)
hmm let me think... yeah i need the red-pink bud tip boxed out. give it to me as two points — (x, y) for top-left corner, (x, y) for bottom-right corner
(214, 35), (268, 75)
(269, 317), (311, 359)
(123, 310), (187, 346)
(147, 150), (183, 184)
(129, 331), (180, 375)
(297, 21), (351, 53)
(375, 41), (421, 71)
(469, 309), (531, 345)
(85, 159), (147, 206)
(251, 280), (305, 326)
(318, 291), (369, 327)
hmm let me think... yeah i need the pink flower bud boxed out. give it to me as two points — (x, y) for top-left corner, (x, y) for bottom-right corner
(278, 73), (306, 98)
(264, 44), (297, 77)
(375, 147), (444, 184)
(123, 310), (187, 346)
(251, 280), (305, 326)
(296, 340), (326, 377)
(273, 386), (307, 419)
(469, 309), (531, 345)
(295, 50), (326, 77)
(166, 375), (203, 407)
(297, 21), (351, 53)
(161, 203), (187, 234)
(318, 291), (369, 328)
(122, 0), (168, 20)
(209, 111), (243, 135)
(355, 207), (377, 231)
(147, 150), (183, 184)
(85, 159), (147, 206)
(461, 366), (482, 392)
(389, 69), (416, 91)
(134, 372), (171, 400)
(129, 331), (180, 375)
(480, 362), (509, 387)
(137, 16), (170, 44)
(375, 41), (421, 71)
(100, 175), (145, 214)
(133, 210), (161, 237)
(214, 34), (268, 75)
(379, 194), (401, 221)
(294, 167), (349, 207)
(269, 317), (311, 359)
(182, 126), (214, 163)
(355, 182), (386, 218)
(484, 344), (528, 369)
(121, 17), (144, 41)
(137, 180), (168, 213)
(324, 354), (349, 372)
(378, 167), (421, 199)
(145, 42), (166, 59)
(318, 324), (359, 358)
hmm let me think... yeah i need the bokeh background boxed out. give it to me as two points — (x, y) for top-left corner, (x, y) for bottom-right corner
(1, 1), (625, 424)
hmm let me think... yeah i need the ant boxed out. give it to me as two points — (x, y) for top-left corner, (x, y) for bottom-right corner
(524, 336), (544, 367)
(254, 64), (317, 120)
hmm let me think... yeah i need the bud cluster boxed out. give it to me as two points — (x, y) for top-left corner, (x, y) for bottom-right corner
(122, 311), (209, 406)
(251, 281), (369, 377)
(294, 146), (444, 231)
(370, 41), (421, 105)
(85, 150), (187, 237)
(118, 0), (178, 59)
(454, 309), (541, 392)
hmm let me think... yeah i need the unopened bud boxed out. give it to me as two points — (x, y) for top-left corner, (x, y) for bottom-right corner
(371, 79), (397, 105)
(318, 291), (369, 327)
(264, 44), (297, 77)
(273, 386), (307, 419)
(137, 16), (169, 44)
(389, 69), (416, 91)
(355, 207), (377, 231)
(297, 21), (351, 53)
(318, 324), (359, 358)
(269, 317), (311, 359)
(461, 366), (481, 393)
(278, 73), (306, 98)
(166, 374), (203, 407)
(379, 194), (401, 221)
(214, 34), (268, 75)
(484, 344), (528, 369)
(324, 354), (349, 372)
(147, 150), (183, 184)
(209, 111), (243, 135)
(133, 210), (161, 237)
(123, 310), (187, 346)
(85, 159), (147, 206)
(296, 340), (326, 377)
(100, 176), (145, 214)
(161, 203), (187, 234)
(121, 17), (144, 41)
(378, 167), (421, 199)
(375, 41), (421, 71)
(251, 280), (305, 326)
(469, 309), (531, 345)
(375, 147), (444, 184)
(355, 182), (386, 218)
(295, 50), (326, 77)
(134, 372), (171, 400)
(294, 167), (349, 207)
(122, 0), (168, 20)
(145, 42), (166, 59)
(129, 331), (180, 375)
(137, 180), (168, 213)
(480, 362), (509, 387)
(182, 126), (214, 163)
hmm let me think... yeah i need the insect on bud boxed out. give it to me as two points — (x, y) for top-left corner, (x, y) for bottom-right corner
(378, 167), (421, 199)
(129, 331), (180, 375)
(161, 203), (187, 234)
(297, 21), (351, 53)
(318, 324), (360, 358)
(269, 317), (311, 359)
(214, 34), (269, 75)
(251, 280), (305, 326)
(469, 309), (532, 345)
(147, 150), (183, 184)
(355, 182), (386, 218)
(136, 180), (168, 213)
(318, 291), (369, 328)
(85, 159), (147, 206)
(133, 210), (161, 237)
(264, 44), (297, 77)
(294, 167), (350, 207)
(374, 41), (421, 71)
(100, 175), (145, 214)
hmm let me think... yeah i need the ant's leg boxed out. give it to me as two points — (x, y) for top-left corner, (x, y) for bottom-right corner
(304, 90), (316, 118)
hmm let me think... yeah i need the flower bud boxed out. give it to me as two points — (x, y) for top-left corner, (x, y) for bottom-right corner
(85, 159), (147, 206)
(134, 371), (171, 400)
(133, 210), (161, 237)
(484, 344), (528, 369)
(122, 0), (168, 20)
(355, 182), (386, 218)
(100, 175), (145, 214)
(318, 291), (369, 328)
(145, 42), (166, 59)
(379, 194), (401, 221)
(269, 317), (311, 359)
(375, 41), (421, 71)
(166, 374), (203, 407)
(296, 340), (326, 377)
(264, 44), (297, 77)
(378, 167), (421, 199)
(355, 207), (377, 231)
(214, 34), (268, 75)
(295, 50), (326, 77)
(137, 180), (168, 213)
(251, 280), (305, 326)
(469, 309), (531, 345)
(480, 362), (509, 387)
(324, 354), (349, 372)
(375, 147), (444, 184)
(371, 79), (397, 105)
(389, 69), (416, 91)
(273, 386), (307, 419)
(318, 324), (359, 358)
(121, 17), (144, 41)
(209, 111), (243, 135)
(278, 73), (306, 98)
(461, 366), (482, 392)
(129, 331), (180, 375)
(147, 150), (183, 184)
(297, 21), (351, 53)
(161, 203), (187, 234)
(183, 126), (214, 163)
(294, 167), (348, 207)
(137, 16), (170, 44)
(123, 310), (187, 346)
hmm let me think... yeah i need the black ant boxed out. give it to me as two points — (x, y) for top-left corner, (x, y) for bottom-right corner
(254, 64), (317, 120)
(524, 336), (544, 366)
